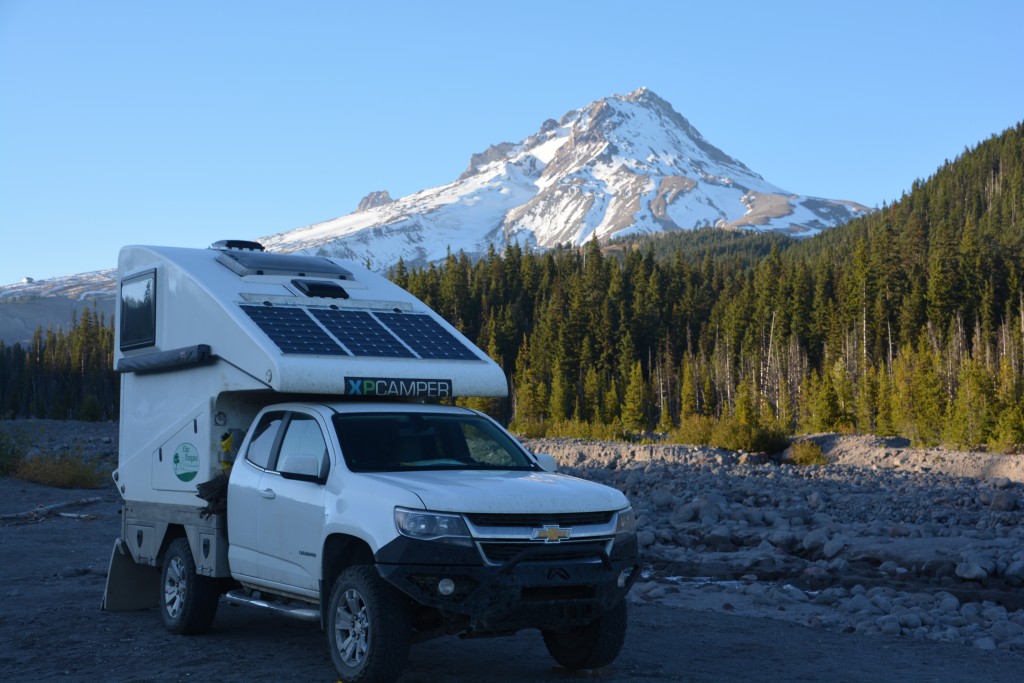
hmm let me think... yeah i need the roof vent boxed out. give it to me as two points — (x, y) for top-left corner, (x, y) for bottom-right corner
(216, 250), (352, 280)
(210, 240), (266, 252)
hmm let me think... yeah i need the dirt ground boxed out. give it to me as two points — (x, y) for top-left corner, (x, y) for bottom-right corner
(1, 476), (1022, 683)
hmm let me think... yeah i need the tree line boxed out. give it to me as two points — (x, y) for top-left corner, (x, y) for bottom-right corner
(397, 121), (1024, 451)
(0, 307), (118, 420)
(2, 121), (1023, 453)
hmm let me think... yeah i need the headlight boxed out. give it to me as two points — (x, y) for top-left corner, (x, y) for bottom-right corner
(614, 506), (636, 544)
(395, 508), (472, 546)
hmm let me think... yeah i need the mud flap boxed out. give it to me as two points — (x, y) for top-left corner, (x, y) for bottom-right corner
(101, 538), (159, 611)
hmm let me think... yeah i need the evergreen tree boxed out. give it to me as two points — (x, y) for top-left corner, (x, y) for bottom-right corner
(621, 361), (649, 433)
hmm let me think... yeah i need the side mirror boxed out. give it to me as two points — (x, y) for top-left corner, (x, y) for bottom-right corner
(535, 453), (558, 472)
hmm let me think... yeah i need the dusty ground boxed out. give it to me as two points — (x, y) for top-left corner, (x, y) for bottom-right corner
(1, 421), (1022, 681)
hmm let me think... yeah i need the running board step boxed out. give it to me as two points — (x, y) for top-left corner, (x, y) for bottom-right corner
(224, 590), (319, 622)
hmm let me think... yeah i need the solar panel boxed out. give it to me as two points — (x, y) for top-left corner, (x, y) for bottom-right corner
(310, 309), (415, 358)
(241, 305), (348, 356)
(376, 312), (480, 360)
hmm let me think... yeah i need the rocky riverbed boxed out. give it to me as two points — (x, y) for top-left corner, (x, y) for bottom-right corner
(525, 434), (1024, 654)
(4, 420), (1023, 657)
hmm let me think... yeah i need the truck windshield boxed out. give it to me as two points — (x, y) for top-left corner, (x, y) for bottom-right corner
(333, 412), (536, 473)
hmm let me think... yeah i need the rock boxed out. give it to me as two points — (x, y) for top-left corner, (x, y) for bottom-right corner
(879, 560), (905, 577)
(990, 490), (1018, 511)
(842, 594), (876, 614)
(955, 562), (989, 581)
(651, 490), (674, 508)
(637, 530), (656, 548)
(783, 585), (809, 602)
(1005, 559), (1024, 580)
(801, 528), (830, 553)
(972, 636), (997, 650)
(937, 595), (960, 614)
(899, 612), (922, 629)
(822, 536), (847, 559)
(877, 615), (901, 635)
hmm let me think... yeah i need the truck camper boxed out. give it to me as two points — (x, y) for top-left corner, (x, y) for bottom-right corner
(103, 240), (639, 682)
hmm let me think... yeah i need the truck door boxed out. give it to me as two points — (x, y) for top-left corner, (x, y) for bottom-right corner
(255, 411), (329, 593)
(227, 410), (286, 582)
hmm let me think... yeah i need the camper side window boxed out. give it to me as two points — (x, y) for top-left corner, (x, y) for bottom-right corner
(120, 270), (157, 351)
(246, 411), (285, 469)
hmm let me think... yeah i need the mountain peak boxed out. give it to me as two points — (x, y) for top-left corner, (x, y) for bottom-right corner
(260, 89), (869, 269)
(356, 190), (394, 212)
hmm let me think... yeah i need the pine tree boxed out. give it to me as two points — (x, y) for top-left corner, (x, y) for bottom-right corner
(944, 357), (995, 448)
(621, 361), (649, 433)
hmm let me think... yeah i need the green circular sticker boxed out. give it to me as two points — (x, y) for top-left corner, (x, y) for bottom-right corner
(173, 443), (200, 482)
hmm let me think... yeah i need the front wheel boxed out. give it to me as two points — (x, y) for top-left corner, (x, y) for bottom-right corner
(542, 600), (628, 670)
(159, 537), (220, 635)
(327, 565), (411, 683)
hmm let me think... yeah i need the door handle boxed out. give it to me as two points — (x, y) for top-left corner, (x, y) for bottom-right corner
(259, 488), (276, 499)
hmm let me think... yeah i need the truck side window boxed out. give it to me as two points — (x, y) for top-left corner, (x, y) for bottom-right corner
(275, 414), (328, 479)
(246, 411), (285, 469)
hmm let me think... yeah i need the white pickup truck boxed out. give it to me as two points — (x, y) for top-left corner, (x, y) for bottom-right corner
(103, 241), (639, 682)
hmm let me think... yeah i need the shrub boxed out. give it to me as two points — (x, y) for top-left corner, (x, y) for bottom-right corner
(78, 394), (104, 422)
(0, 429), (26, 476)
(512, 418), (629, 442)
(669, 415), (788, 453)
(788, 441), (828, 466)
(14, 451), (111, 489)
(668, 415), (716, 447)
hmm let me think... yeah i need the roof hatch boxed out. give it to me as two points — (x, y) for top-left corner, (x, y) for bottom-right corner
(216, 250), (352, 280)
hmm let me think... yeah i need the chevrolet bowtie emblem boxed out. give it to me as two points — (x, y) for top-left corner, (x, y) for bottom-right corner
(532, 525), (572, 543)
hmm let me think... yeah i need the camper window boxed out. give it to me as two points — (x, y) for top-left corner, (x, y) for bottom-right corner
(120, 270), (157, 350)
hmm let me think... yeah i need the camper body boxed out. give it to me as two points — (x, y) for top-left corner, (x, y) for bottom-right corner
(104, 242), (638, 683)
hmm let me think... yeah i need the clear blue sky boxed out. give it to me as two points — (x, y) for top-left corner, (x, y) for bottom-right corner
(2, 0), (1023, 285)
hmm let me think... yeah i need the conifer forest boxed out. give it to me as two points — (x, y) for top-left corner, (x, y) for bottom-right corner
(2, 122), (1024, 452)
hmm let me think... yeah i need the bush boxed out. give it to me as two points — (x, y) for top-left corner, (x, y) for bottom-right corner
(511, 418), (628, 441)
(668, 415), (716, 447)
(788, 441), (828, 466)
(13, 452), (111, 489)
(668, 415), (788, 453)
(78, 394), (104, 422)
(0, 429), (26, 476)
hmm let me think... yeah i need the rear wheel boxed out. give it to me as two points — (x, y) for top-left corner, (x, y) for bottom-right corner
(327, 565), (411, 683)
(542, 600), (628, 670)
(159, 537), (220, 634)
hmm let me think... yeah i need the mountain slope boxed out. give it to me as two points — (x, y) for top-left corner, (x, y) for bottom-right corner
(261, 88), (869, 267)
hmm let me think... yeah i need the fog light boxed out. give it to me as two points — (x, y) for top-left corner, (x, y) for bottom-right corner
(617, 568), (633, 589)
(438, 578), (456, 596)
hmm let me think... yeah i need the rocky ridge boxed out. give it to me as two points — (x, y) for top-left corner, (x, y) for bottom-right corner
(525, 435), (1024, 654)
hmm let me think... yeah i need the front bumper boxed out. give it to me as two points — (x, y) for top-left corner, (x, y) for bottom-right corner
(375, 536), (639, 631)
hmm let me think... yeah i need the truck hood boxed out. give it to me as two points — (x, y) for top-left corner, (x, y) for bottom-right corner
(358, 470), (628, 514)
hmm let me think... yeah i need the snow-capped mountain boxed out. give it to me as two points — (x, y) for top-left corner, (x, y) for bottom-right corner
(260, 88), (868, 268)
(0, 88), (868, 344)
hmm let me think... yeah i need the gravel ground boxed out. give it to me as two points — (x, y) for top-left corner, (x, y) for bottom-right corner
(1, 420), (1022, 681)
(525, 434), (1024, 654)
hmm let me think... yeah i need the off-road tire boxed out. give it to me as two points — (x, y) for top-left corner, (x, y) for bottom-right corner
(159, 537), (220, 635)
(542, 600), (628, 670)
(326, 565), (411, 683)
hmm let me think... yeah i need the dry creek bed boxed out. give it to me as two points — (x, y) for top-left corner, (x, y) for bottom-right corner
(1, 420), (1023, 681)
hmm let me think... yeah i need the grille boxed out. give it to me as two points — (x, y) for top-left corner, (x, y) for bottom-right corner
(521, 585), (595, 602)
(465, 511), (614, 528)
(479, 540), (609, 565)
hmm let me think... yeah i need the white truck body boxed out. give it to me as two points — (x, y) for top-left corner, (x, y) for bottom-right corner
(104, 241), (638, 682)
